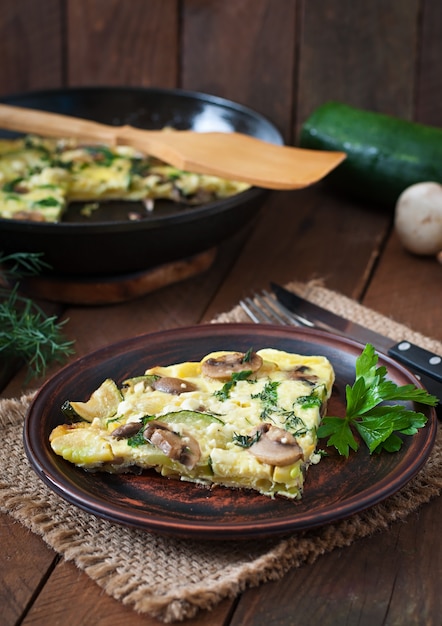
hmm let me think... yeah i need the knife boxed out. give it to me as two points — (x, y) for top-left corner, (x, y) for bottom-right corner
(270, 282), (442, 406)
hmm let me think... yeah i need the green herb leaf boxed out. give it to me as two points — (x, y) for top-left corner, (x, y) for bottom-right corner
(233, 430), (261, 448)
(2, 177), (24, 192)
(84, 145), (116, 165)
(295, 393), (323, 409)
(127, 416), (153, 447)
(317, 343), (438, 457)
(127, 429), (147, 447)
(0, 252), (75, 379)
(251, 379), (280, 419)
(214, 370), (253, 401)
(242, 348), (253, 363)
(353, 406), (428, 454)
(0, 251), (50, 279)
(32, 196), (61, 208)
(317, 416), (359, 457)
(283, 412), (308, 437)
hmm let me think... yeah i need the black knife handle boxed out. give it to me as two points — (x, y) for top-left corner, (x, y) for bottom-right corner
(413, 373), (442, 420)
(388, 342), (442, 384)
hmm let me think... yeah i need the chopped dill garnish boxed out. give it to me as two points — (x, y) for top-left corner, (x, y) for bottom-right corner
(232, 430), (261, 448)
(252, 380), (280, 419)
(282, 411), (309, 437)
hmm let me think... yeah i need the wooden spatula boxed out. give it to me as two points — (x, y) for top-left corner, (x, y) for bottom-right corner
(0, 103), (346, 190)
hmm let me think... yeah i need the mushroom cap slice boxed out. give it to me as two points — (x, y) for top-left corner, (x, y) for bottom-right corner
(111, 421), (143, 439)
(287, 365), (318, 385)
(151, 376), (198, 395)
(202, 351), (263, 380)
(143, 421), (201, 469)
(248, 423), (304, 467)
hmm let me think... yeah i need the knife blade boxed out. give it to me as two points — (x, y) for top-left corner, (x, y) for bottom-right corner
(271, 282), (442, 405)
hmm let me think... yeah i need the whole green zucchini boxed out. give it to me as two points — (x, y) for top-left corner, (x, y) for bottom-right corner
(299, 101), (442, 208)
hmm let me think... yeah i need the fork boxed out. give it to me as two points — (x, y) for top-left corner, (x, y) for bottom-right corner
(240, 289), (442, 420)
(240, 290), (321, 331)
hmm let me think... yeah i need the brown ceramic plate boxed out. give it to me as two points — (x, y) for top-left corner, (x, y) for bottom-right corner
(23, 324), (437, 540)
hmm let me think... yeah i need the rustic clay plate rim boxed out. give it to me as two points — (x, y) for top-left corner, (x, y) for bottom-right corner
(23, 324), (437, 540)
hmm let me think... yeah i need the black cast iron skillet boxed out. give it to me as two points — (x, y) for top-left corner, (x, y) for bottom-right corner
(0, 87), (283, 277)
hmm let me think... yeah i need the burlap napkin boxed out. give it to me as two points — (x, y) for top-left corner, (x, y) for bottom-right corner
(1, 281), (441, 623)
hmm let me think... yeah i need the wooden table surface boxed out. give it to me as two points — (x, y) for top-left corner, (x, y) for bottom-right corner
(2, 183), (441, 626)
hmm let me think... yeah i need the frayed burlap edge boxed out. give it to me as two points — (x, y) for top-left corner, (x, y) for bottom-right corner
(2, 281), (442, 623)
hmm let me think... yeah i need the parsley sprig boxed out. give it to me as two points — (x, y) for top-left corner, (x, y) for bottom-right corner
(317, 344), (438, 457)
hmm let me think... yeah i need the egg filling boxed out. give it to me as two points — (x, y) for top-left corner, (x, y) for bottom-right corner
(50, 348), (335, 500)
(0, 135), (250, 222)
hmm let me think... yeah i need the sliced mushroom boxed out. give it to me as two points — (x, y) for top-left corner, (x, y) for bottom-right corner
(248, 423), (303, 466)
(12, 183), (30, 194)
(111, 421), (143, 439)
(287, 365), (318, 385)
(12, 210), (47, 222)
(143, 421), (201, 469)
(151, 376), (198, 395)
(202, 351), (263, 380)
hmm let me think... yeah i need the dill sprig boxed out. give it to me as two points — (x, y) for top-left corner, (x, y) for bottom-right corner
(0, 251), (50, 281)
(0, 252), (75, 379)
(232, 430), (261, 448)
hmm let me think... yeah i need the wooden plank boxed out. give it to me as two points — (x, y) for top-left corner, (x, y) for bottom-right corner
(230, 499), (442, 625)
(296, 0), (420, 135)
(182, 0), (297, 140)
(202, 186), (391, 321)
(0, 0), (63, 96)
(22, 560), (233, 626)
(0, 514), (57, 626)
(415, 0), (442, 125)
(66, 0), (179, 87)
(362, 231), (442, 342)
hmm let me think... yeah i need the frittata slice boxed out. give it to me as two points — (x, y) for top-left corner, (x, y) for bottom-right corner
(50, 348), (335, 500)
(0, 135), (250, 222)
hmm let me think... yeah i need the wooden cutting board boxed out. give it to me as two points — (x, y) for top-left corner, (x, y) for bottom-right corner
(19, 249), (216, 305)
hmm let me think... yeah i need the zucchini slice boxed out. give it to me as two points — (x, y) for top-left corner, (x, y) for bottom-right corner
(62, 378), (123, 422)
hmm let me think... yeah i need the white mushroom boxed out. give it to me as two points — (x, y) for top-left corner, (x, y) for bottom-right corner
(143, 421), (201, 469)
(111, 421), (143, 439)
(248, 423), (304, 466)
(394, 182), (442, 257)
(287, 365), (318, 385)
(202, 351), (263, 380)
(151, 376), (197, 394)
